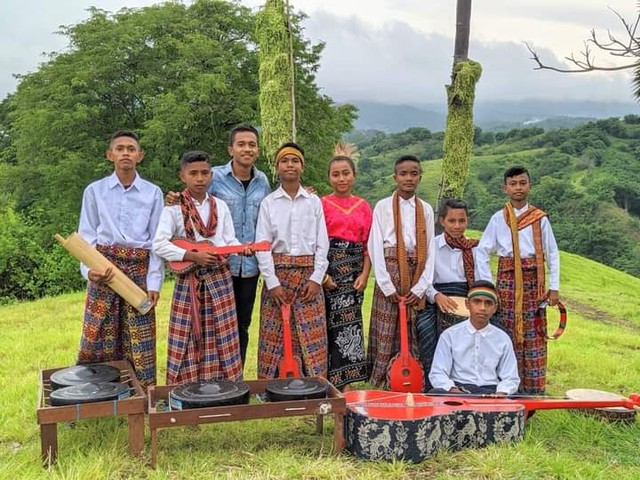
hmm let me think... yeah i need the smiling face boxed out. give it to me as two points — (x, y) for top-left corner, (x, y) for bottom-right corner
(107, 136), (144, 172)
(180, 160), (212, 200)
(276, 153), (303, 182)
(393, 160), (422, 198)
(503, 173), (531, 207)
(439, 207), (469, 239)
(328, 159), (355, 197)
(228, 130), (259, 169)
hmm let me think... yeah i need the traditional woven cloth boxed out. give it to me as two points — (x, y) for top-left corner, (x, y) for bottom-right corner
(367, 247), (422, 387)
(503, 203), (547, 344)
(78, 245), (156, 389)
(393, 192), (427, 309)
(181, 188), (217, 238)
(258, 254), (327, 379)
(497, 256), (547, 394)
(325, 240), (368, 388)
(443, 233), (479, 286)
(166, 262), (242, 385)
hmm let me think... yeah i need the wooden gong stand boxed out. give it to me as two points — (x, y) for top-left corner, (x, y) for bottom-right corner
(36, 360), (146, 468)
(147, 377), (345, 468)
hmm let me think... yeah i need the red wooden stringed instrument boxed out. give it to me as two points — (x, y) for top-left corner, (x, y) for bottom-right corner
(387, 297), (424, 393)
(279, 303), (301, 379)
(343, 389), (640, 462)
(168, 238), (271, 274)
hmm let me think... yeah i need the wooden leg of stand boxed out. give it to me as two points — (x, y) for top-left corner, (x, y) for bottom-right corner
(40, 423), (58, 468)
(128, 413), (145, 456)
(150, 428), (157, 469)
(315, 414), (324, 435)
(333, 412), (344, 453)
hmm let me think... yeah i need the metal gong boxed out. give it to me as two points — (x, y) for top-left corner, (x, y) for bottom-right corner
(169, 380), (250, 410)
(265, 378), (328, 402)
(50, 364), (121, 390)
(50, 382), (130, 406)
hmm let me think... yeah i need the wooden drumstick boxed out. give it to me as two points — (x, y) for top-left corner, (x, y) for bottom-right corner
(54, 233), (153, 314)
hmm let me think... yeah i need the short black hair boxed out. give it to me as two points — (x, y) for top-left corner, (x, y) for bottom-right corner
(109, 130), (139, 147)
(394, 154), (421, 174)
(229, 124), (259, 146)
(469, 280), (497, 293)
(180, 150), (210, 168)
(438, 198), (469, 219)
(327, 156), (356, 176)
(503, 165), (530, 183)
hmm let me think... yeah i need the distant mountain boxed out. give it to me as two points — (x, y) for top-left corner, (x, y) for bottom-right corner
(349, 99), (638, 133)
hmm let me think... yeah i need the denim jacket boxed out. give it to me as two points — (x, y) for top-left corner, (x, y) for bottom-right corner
(209, 160), (271, 277)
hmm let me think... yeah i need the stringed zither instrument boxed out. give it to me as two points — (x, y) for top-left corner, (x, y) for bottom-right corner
(168, 239), (271, 274)
(343, 390), (640, 463)
(278, 303), (301, 379)
(387, 297), (424, 393)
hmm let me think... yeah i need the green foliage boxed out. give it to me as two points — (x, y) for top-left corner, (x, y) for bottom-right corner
(0, 205), (82, 302)
(441, 59), (482, 200)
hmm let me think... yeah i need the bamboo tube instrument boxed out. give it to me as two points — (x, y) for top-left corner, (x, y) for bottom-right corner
(54, 233), (153, 314)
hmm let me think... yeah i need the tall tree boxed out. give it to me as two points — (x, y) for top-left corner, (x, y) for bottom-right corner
(256, 0), (296, 173)
(439, 0), (482, 202)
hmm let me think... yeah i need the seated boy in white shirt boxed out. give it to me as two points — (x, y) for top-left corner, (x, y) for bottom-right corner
(429, 280), (520, 395)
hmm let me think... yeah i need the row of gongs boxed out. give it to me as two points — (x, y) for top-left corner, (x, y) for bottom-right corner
(49, 364), (328, 409)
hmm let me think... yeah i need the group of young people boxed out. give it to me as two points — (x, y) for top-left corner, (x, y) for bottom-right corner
(76, 125), (560, 398)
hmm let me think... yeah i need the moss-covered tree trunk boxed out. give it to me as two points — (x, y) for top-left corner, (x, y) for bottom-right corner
(440, 0), (481, 202)
(256, 0), (295, 174)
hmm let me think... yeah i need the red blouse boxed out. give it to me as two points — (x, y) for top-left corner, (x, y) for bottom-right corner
(321, 194), (373, 249)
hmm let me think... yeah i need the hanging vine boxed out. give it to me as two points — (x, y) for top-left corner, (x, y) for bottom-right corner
(256, 0), (296, 175)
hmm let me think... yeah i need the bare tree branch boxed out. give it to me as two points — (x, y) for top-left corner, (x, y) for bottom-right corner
(526, 9), (640, 73)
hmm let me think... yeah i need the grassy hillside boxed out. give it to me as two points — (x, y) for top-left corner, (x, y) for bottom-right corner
(1, 251), (640, 479)
(354, 117), (640, 278)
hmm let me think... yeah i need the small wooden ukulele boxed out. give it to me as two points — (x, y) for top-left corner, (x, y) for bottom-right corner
(168, 238), (271, 274)
(387, 297), (425, 393)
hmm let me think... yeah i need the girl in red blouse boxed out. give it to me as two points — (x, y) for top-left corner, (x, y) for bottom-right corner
(321, 149), (373, 390)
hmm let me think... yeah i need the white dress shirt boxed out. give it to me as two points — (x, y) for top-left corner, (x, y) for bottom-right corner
(475, 204), (560, 290)
(78, 172), (164, 291)
(367, 195), (436, 298)
(425, 234), (478, 303)
(429, 319), (520, 394)
(152, 193), (240, 262)
(255, 185), (329, 290)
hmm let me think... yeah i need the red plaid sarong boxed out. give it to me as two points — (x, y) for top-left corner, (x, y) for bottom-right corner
(166, 261), (242, 385)
(258, 254), (327, 379)
(78, 245), (156, 389)
(497, 256), (547, 394)
(367, 248), (421, 388)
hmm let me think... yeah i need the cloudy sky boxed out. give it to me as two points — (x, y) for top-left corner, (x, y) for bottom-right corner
(1, 0), (637, 105)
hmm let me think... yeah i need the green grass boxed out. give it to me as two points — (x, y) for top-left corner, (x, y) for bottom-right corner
(1, 255), (640, 479)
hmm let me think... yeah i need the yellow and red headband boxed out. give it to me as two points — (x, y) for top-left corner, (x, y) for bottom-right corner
(276, 146), (304, 165)
(468, 287), (498, 304)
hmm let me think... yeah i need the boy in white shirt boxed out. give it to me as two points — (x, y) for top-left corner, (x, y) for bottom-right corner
(77, 130), (163, 389)
(475, 166), (560, 394)
(153, 151), (246, 385)
(367, 155), (435, 387)
(254, 143), (330, 379)
(429, 281), (520, 395)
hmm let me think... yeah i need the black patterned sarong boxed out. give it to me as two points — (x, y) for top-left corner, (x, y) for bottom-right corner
(324, 239), (368, 388)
